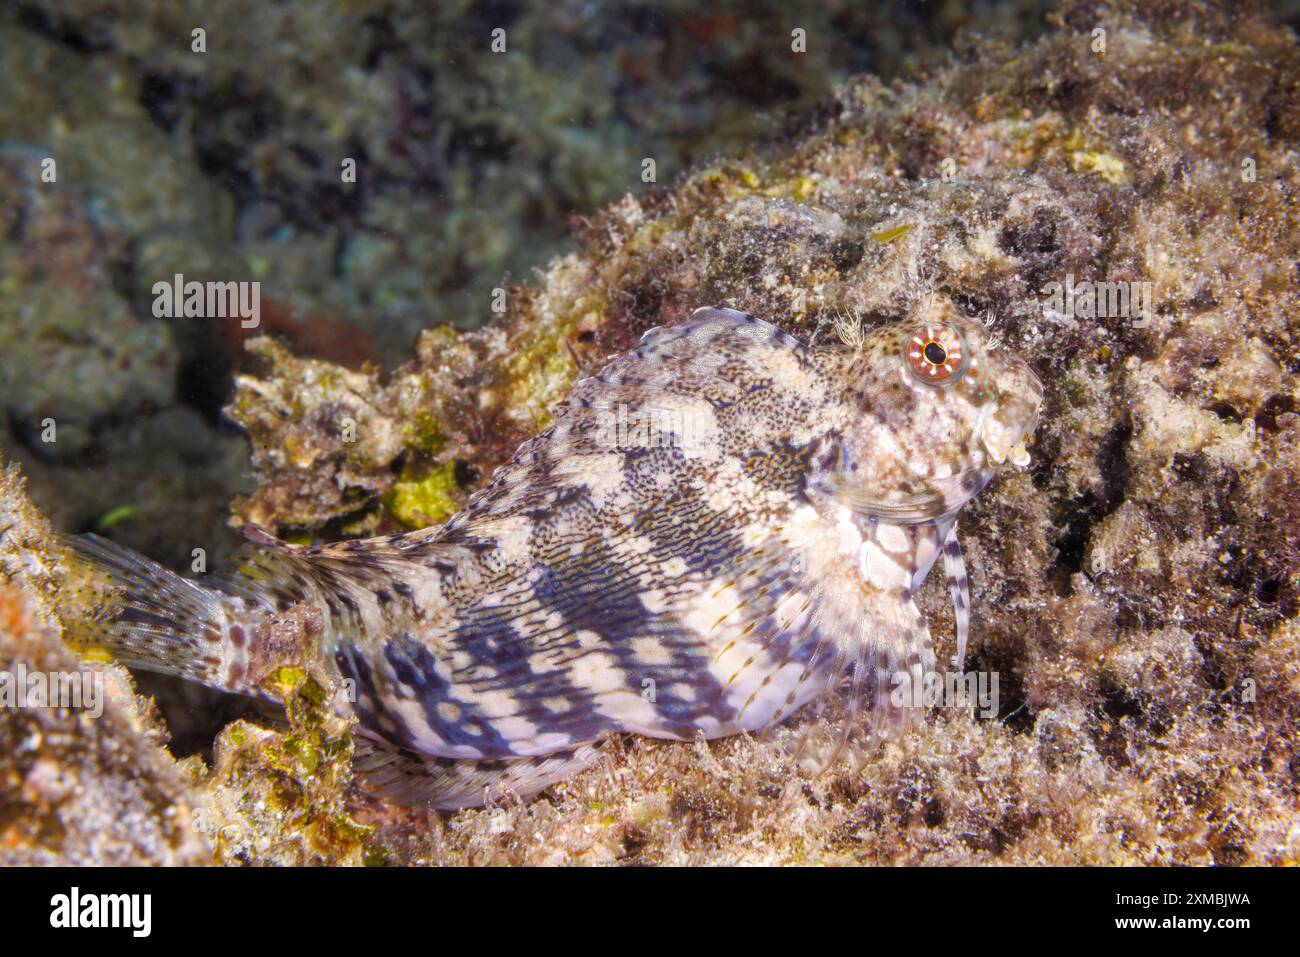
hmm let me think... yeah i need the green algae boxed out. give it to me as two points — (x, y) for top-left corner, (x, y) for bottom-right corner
(403, 411), (446, 457)
(202, 666), (372, 866)
(95, 504), (137, 531)
(382, 460), (461, 530)
(871, 223), (914, 244)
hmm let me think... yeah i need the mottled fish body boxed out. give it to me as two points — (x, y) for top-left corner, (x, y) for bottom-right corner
(62, 300), (1042, 808)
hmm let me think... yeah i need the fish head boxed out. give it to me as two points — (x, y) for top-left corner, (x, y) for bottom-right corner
(831, 297), (1043, 523)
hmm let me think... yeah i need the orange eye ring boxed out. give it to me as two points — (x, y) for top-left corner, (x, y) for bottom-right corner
(905, 323), (965, 382)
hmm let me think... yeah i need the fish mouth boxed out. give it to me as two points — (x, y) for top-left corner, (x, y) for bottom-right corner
(980, 413), (1040, 469)
(981, 414), (1038, 467)
(979, 364), (1043, 469)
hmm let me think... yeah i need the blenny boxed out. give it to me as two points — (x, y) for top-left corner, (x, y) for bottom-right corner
(62, 298), (1042, 808)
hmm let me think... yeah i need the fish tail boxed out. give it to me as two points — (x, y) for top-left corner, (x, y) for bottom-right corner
(59, 533), (266, 693)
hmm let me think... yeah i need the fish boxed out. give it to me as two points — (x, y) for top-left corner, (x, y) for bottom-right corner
(59, 298), (1043, 809)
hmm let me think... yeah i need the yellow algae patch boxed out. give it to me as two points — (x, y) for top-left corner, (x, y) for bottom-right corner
(871, 223), (913, 244)
(1069, 149), (1127, 183)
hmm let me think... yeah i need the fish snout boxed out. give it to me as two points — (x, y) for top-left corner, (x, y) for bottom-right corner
(980, 361), (1043, 468)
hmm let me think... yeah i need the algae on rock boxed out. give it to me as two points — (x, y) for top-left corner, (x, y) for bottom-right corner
(0, 466), (209, 865)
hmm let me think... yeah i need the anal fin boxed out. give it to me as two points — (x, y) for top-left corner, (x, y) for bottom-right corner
(352, 734), (605, 810)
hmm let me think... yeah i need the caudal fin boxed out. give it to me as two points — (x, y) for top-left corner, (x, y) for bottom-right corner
(59, 533), (248, 691)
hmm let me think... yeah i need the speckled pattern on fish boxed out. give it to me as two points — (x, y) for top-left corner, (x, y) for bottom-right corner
(61, 298), (1042, 808)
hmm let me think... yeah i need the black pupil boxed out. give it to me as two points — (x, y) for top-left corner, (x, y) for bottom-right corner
(923, 341), (947, 365)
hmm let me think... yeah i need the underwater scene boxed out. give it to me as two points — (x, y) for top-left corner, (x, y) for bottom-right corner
(0, 0), (1297, 881)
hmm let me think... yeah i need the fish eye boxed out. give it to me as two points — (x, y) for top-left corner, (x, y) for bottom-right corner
(905, 322), (965, 383)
